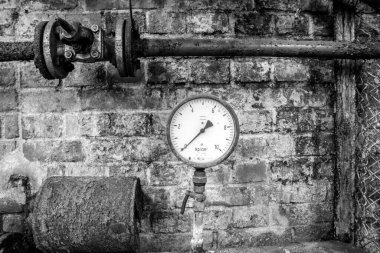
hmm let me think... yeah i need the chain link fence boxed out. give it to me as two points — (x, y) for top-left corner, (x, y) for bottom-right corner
(356, 60), (380, 252)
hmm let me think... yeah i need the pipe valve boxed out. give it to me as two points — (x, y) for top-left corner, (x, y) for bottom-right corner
(33, 15), (139, 80)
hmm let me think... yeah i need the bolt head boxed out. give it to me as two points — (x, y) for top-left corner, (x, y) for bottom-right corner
(91, 50), (100, 58)
(64, 50), (73, 59)
(91, 25), (99, 33)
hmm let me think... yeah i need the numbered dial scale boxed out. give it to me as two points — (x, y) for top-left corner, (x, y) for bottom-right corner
(167, 95), (240, 168)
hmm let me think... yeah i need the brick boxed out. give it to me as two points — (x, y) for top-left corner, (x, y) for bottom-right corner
(0, 89), (17, 112)
(182, 0), (255, 10)
(23, 140), (85, 162)
(21, 0), (78, 10)
(298, 108), (334, 132)
(3, 114), (19, 139)
(63, 13), (102, 30)
(15, 12), (51, 38)
(256, 0), (301, 11)
(275, 180), (332, 204)
(232, 205), (269, 228)
(21, 90), (79, 113)
(104, 11), (146, 36)
(277, 203), (333, 226)
(84, 0), (166, 10)
(80, 88), (166, 111)
(311, 14), (334, 37)
(108, 162), (148, 185)
(0, 187), (26, 214)
(0, 9), (16, 36)
(0, 141), (16, 159)
(300, 0), (332, 12)
(270, 156), (334, 183)
(0, 198), (23, 214)
(186, 87), (250, 111)
(151, 113), (168, 135)
(293, 223), (333, 242)
(20, 62), (58, 88)
(0, 63), (16, 87)
(249, 86), (333, 109)
(276, 108), (334, 133)
(46, 163), (110, 178)
(218, 227), (292, 248)
(22, 115), (63, 139)
(84, 0), (254, 11)
(147, 11), (186, 34)
(143, 187), (173, 211)
(275, 14), (308, 36)
(64, 114), (81, 138)
(310, 60), (334, 83)
(147, 163), (189, 186)
(140, 233), (192, 252)
(238, 110), (273, 133)
(206, 186), (251, 206)
(64, 62), (106, 87)
(88, 137), (170, 163)
(206, 164), (232, 185)
(187, 12), (229, 34)
(295, 132), (334, 156)
(203, 207), (233, 230)
(232, 161), (267, 183)
(237, 134), (295, 159)
(235, 12), (274, 36)
(273, 59), (310, 82)
(0, 0), (18, 9)
(150, 211), (191, 233)
(2, 214), (24, 233)
(147, 60), (189, 84)
(233, 59), (271, 83)
(190, 59), (230, 84)
(96, 113), (153, 137)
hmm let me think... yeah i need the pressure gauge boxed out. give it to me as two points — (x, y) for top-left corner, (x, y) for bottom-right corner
(167, 95), (240, 168)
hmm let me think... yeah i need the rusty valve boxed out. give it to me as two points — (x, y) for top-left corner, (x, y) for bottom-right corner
(180, 190), (206, 214)
(180, 169), (207, 214)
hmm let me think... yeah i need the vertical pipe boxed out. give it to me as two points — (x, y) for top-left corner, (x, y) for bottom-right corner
(191, 201), (205, 253)
(191, 169), (207, 253)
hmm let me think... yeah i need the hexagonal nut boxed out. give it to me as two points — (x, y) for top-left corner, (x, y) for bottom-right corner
(91, 25), (99, 33)
(91, 50), (100, 58)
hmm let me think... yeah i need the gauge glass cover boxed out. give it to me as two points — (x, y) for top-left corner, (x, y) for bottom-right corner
(167, 95), (239, 168)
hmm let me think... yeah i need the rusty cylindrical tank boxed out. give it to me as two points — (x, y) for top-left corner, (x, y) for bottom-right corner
(29, 176), (143, 253)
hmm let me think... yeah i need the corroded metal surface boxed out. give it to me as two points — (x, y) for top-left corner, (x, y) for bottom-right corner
(0, 41), (34, 62)
(3, 38), (380, 62)
(30, 176), (143, 253)
(140, 38), (380, 59)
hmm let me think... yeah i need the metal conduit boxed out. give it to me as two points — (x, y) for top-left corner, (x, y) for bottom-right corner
(139, 38), (380, 59)
(2, 38), (380, 62)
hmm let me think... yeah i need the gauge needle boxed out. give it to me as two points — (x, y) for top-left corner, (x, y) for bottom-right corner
(181, 120), (213, 151)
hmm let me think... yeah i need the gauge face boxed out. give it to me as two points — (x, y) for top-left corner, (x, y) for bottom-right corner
(167, 95), (239, 168)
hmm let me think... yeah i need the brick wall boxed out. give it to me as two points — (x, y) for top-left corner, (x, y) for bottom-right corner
(0, 0), (341, 251)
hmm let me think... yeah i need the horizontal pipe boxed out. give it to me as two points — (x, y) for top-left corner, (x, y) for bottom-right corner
(2, 38), (380, 62)
(140, 38), (380, 59)
(0, 41), (34, 62)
